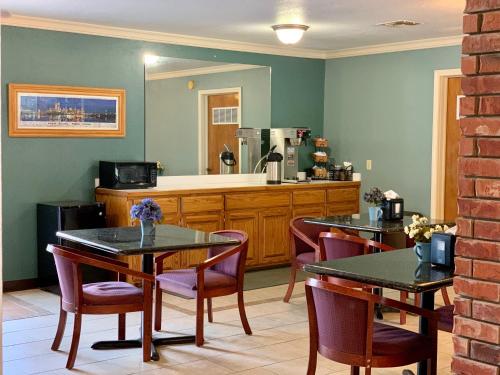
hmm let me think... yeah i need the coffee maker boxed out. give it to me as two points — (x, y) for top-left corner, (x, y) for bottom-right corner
(270, 128), (311, 182)
(235, 128), (270, 173)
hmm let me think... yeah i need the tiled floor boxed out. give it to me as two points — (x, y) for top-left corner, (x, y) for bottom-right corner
(2, 281), (454, 375)
(2, 294), (52, 321)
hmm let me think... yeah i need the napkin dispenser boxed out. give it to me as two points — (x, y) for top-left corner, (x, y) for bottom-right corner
(430, 233), (456, 268)
(381, 198), (404, 221)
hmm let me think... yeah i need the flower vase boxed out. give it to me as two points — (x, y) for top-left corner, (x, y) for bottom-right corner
(368, 206), (382, 221)
(141, 219), (155, 236)
(414, 242), (431, 263)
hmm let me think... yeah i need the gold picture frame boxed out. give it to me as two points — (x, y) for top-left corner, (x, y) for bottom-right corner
(8, 83), (126, 138)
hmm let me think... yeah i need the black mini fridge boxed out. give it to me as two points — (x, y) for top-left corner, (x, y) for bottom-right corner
(37, 201), (108, 288)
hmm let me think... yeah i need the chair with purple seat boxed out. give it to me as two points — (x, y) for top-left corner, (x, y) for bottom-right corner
(154, 230), (251, 346)
(437, 304), (454, 333)
(305, 278), (438, 375)
(283, 217), (333, 303)
(48, 245), (154, 369)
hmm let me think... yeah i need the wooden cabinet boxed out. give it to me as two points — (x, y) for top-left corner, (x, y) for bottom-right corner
(293, 205), (326, 218)
(327, 187), (359, 215)
(225, 210), (259, 266)
(225, 191), (290, 210)
(293, 189), (325, 206)
(179, 194), (224, 268)
(225, 192), (291, 266)
(181, 195), (223, 214)
(129, 197), (180, 225)
(181, 213), (224, 268)
(95, 181), (360, 273)
(292, 189), (326, 218)
(258, 207), (290, 264)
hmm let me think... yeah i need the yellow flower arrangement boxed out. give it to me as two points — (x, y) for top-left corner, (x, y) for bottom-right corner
(404, 215), (449, 243)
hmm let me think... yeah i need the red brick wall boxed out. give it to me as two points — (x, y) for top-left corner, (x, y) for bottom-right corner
(453, 1), (500, 374)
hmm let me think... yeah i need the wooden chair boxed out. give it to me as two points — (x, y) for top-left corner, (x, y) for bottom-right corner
(305, 278), (438, 375)
(154, 230), (251, 346)
(318, 232), (396, 287)
(436, 305), (454, 333)
(48, 245), (154, 369)
(319, 232), (418, 325)
(283, 217), (332, 303)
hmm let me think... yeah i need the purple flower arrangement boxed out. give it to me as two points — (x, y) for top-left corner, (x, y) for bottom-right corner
(363, 187), (385, 206)
(130, 198), (163, 223)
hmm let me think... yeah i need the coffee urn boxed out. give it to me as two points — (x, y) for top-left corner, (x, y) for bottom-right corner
(219, 144), (237, 174)
(266, 149), (283, 184)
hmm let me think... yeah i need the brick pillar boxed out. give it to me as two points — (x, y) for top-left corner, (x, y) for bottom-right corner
(453, 1), (500, 374)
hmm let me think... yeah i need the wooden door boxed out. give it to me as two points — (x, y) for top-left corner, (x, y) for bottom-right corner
(258, 207), (291, 265)
(444, 77), (462, 221)
(181, 213), (224, 268)
(225, 210), (259, 266)
(207, 93), (240, 174)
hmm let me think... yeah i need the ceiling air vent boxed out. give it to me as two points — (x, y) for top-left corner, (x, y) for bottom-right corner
(376, 20), (421, 27)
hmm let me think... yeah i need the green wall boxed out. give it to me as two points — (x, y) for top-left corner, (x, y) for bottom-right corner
(323, 46), (461, 214)
(1, 26), (325, 282)
(146, 67), (271, 175)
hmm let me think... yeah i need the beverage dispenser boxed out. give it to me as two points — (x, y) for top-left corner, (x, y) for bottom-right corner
(270, 127), (311, 182)
(235, 128), (270, 173)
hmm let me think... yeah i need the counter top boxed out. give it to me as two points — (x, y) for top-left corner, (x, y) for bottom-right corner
(95, 174), (360, 197)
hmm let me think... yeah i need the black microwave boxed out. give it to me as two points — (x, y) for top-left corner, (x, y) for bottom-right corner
(99, 161), (157, 189)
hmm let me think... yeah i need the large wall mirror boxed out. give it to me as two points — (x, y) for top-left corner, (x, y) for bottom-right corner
(145, 56), (271, 176)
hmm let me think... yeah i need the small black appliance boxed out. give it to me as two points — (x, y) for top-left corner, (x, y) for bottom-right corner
(99, 161), (157, 189)
(37, 201), (109, 289)
(431, 232), (456, 268)
(381, 198), (404, 221)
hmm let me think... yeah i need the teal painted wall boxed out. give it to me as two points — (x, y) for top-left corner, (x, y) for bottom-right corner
(323, 46), (461, 214)
(1, 26), (325, 281)
(146, 67), (271, 175)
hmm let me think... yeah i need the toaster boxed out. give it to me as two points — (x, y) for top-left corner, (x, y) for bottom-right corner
(381, 198), (404, 221)
(431, 233), (456, 268)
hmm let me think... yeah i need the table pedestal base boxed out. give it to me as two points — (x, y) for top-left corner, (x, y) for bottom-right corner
(91, 334), (196, 361)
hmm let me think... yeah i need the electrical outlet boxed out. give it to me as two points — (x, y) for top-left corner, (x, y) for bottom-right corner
(366, 160), (372, 170)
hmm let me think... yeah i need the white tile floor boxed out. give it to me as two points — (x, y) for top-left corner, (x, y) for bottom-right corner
(2, 282), (454, 375)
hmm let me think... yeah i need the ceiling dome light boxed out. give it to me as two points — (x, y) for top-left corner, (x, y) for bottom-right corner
(271, 24), (309, 45)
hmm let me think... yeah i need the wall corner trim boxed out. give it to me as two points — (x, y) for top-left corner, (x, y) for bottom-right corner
(1, 14), (463, 60)
(0, 14), (325, 59)
(324, 36), (463, 59)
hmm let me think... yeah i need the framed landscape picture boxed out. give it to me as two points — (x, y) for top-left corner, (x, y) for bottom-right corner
(8, 83), (126, 137)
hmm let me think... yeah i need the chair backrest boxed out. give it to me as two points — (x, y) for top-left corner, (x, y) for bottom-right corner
(208, 230), (248, 279)
(319, 232), (395, 261)
(47, 245), (82, 311)
(319, 232), (366, 261)
(305, 278), (375, 366)
(290, 217), (331, 256)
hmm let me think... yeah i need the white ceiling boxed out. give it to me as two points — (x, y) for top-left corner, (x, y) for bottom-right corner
(1, 0), (463, 53)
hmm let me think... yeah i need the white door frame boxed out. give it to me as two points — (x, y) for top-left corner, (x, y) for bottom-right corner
(430, 68), (462, 219)
(197, 87), (242, 174)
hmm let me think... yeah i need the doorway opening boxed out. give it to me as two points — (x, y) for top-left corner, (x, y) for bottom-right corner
(198, 87), (242, 175)
(431, 68), (463, 220)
